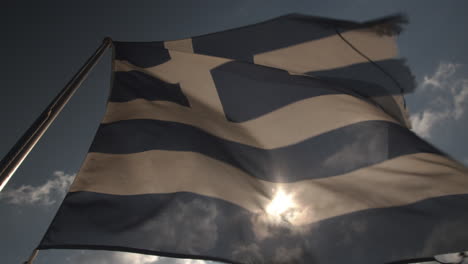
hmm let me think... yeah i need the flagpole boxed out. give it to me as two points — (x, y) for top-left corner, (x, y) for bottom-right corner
(0, 37), (113, 192)
(23, 249), (39, 264)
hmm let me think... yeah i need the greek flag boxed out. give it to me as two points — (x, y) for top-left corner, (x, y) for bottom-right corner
(39, 14), (468, 264)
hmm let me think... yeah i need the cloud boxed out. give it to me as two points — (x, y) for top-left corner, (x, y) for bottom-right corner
(113, 252), (159, 264)
(434, 252), (468, 264)
(421, 63), (460, 90)
(140, 198), (219, 254)
(410, 109), (450, 138)
(65, 250), (213, 264)
(410, 62), (468, 138)
(173, 259), (211, 264)
(453, 80), (468, 119)
(411, 251), (468, 264)
(463, 157), (468, 166)
(273, 246), (304, 264)
(421, 218), (468, 263)
(231, 243), (264, 264)
(66, 251), (159, 264)
(0, 171), (75, 205)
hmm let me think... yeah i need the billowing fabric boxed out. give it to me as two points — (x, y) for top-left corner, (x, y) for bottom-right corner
(39, 14), (468, 264)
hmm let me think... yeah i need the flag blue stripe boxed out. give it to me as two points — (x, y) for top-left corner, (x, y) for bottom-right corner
(211, 61), (352, 122)
(110, 71), (189, 106)
(39, 191), (468, 264)
(114, 41), (169, 68)
(306, 58), (415, 95)
(192, 14), (402, 63)
(89, 119), (440, 182)
(192, 14), (339, 63)
(114, 14), (405, 69)
(314, 76), (408, 124)
(211, 60), (411, 123)
(304, 58), (414, 125)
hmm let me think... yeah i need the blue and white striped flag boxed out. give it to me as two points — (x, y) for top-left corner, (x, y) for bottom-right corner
(39, 14), (468, 264)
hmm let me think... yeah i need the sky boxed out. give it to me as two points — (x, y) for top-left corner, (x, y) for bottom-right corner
(0, 0), (467, 263)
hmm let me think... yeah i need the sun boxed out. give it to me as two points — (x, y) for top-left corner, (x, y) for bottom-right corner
(266, 189), (294, 218)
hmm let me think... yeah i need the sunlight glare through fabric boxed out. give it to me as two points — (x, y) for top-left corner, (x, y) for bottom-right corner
(266, 189), (295, 219)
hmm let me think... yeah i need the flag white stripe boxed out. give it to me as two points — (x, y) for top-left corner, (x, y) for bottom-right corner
(164, 38), (194, 53)
(144, 30), (397, 75)
(70, 151), (468, 225)
(102, 94), (398, 149)
(114, 52), (231, 117)
(252, 29), (397, 74)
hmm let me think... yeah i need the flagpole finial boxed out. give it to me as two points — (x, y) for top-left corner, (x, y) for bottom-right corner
(103, 37), (113, 44)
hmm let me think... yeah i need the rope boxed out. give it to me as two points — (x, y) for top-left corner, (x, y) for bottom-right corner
(334, 27), (407, 108)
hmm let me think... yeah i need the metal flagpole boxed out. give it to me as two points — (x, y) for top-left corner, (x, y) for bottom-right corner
(0, 37), (113, 192)
(23, 249), (39, 264)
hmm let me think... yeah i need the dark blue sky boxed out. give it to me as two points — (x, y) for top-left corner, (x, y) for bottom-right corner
(0, 1), (467, 263)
